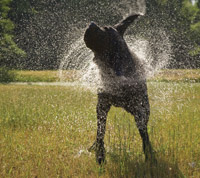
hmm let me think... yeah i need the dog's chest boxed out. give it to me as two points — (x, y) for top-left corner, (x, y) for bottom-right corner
(94, 54), (145, 94)
(97, 65), (142, 94)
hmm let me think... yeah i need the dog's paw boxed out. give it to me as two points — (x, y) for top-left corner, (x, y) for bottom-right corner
(96, 145), (106, 165)
(96, 147), (106, 165)
(97, 156), (105, 165)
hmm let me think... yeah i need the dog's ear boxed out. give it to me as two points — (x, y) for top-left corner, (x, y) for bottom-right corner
(114, 14), (143, 36)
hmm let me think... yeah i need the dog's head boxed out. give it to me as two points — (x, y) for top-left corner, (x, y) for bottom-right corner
(84, 14), (142, 54)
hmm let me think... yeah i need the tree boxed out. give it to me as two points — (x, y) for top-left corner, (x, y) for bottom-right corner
(189, 0), (200, 59)
(0, 0), (25, 68)
(143, 0), (200, 68)
(1, 0), (199, 69)
(8, 0), (123, 70)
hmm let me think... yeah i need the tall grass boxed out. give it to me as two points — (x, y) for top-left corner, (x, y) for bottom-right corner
(0, 69), (200, 83)
(13, 70), (79, 82)
(0, 82), (199, 177)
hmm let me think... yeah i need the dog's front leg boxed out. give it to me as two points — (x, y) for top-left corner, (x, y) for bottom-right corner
(95, 94), (111, 164)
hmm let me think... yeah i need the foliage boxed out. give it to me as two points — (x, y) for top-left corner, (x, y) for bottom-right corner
(0, 66), (15, 82)
(8, 0), (121, 70)
(14, 70), (60, 82)
(0, 0), (25, 68)
(0, 69), (199, 83)
(0, 0), (200, 69)
(144, 0), (200, 68)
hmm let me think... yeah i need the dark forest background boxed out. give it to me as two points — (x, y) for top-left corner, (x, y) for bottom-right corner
(1, 0), (200, 70)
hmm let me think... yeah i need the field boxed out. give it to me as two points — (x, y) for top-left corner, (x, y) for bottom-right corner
(9, 69), (200, 82)
(0, 70), (200, 177)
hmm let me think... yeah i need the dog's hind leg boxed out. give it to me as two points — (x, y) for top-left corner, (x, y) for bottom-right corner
(134, 110), (157, 164)
(135, 112), (152, 159)
(92, 93), (111, 164)
(124, 104), (156, 163)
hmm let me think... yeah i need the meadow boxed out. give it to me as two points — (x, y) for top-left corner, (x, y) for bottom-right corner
(0, 70), (200, 177)
(7, 69), (200, 83)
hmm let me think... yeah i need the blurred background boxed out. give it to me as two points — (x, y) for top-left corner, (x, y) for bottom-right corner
(0, 0), (200, 70)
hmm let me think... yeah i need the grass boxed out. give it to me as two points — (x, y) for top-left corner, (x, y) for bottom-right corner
(14, 70), (60, 82)
(152, 69), (200, 83)
(13, 70), (79, 82)
(3, 69), (200, 83)
(0, 79), (200, 177)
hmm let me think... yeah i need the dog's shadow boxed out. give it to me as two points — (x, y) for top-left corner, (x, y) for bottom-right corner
(106, 151), (184, 178)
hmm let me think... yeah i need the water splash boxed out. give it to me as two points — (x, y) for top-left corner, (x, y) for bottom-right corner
(126, 29), (172, 78)
(112, 0), (146, 17)
(59, 36), (100, 90)
(59, 32), (172, 85)
(59, 0), (172, 90)
(59, 36), (171, 90)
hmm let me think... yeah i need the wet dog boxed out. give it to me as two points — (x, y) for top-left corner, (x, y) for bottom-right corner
(84, 14), (155, 164)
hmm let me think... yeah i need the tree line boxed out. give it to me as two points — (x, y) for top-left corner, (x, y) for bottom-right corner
(0, 0), (200, 70)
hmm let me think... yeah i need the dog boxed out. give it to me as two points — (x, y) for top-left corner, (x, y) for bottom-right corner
(84, 14), (155, 164)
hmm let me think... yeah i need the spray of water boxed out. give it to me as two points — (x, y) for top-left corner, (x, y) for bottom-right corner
(59, 0), (172, 91)
(115, 0), (146, 17)
(126, 29), (172, 77)
(59, 35), (101, 89)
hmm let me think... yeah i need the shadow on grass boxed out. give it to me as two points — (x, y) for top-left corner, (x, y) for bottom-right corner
(106, 151), (185, 178)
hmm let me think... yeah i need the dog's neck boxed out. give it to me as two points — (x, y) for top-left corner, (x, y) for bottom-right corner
(94, 50), (144, 77)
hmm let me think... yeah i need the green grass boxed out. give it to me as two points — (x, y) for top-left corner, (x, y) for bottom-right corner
(0, 81), (200, 177)
(13, 70), (79, 82)
(14, 70), (60, 82)
(1, 69), (200, 83)
(152, 69), (200, 83)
